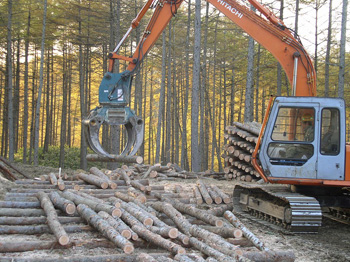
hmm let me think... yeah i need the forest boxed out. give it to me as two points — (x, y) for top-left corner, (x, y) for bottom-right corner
(0, 0), (349, 172)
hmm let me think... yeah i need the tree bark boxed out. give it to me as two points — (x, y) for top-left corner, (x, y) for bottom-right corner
(77, 204), (134, 254)
(37, 191), (69, 245)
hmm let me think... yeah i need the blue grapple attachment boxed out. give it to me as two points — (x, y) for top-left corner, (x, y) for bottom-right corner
(83, 71), (144, 158)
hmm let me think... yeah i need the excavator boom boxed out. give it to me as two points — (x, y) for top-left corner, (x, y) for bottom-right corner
(84, 0), (317, 159)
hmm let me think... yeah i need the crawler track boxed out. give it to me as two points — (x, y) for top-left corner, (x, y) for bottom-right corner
(233, 183), (322, 233)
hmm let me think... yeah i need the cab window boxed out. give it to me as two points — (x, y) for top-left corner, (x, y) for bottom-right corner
(320, 108), (340, 155)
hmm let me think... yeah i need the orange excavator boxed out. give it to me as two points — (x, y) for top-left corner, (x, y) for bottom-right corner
(83, 0), (350, 232)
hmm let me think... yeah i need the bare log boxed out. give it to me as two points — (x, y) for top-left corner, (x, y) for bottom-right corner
(149, 202), (192, 235)
(208, 204), (234, 217)
(98, 211), (132, 239)
(0, 160), (18, 181)
(48, 173), (58, 185)
(77, 204), (134, 254)
(137, 253), (158, 262)
(37, 191), (70, 245)
(132, 224), (186, 255)
(48, 191), (76, 215)
(0, 208), (46, 217)
(224, 211), (268, 251)
(0, 201), (41, 208)
(168, 199), (225, 227)
(242, 250), (295, 262)
(200, 225), (243, 239)
(77, 173), (108, 189)
(174, 254), (196, 262)
(197, 180), (213, 204)
(211, 186), (231, 204)
(188, 237), (234, 262)
(193, 186), (203, 205)
(0, 156), (29, 178)
(86, 154), (143, 164)
(0, 216), (82, 225)
(90, 167), (117, 189)
(207, 186), (222, 204)
(60, 191), (121, 217)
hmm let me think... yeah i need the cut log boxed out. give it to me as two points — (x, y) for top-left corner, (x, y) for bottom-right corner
(193, 186), (203, 205)
(90, 167), (117, 189)
(36, 191), (70, 246)
(60, 191), (121, 217)
(77, 173), (108, 189)
(149, 202), (192, 235)
(48, 191), (76, 215)
(174, 254), (196, 262)
(98, 211), (132, 239)
(200, 225), (243, 239)
(77, 204), (134, 254)
(137, 253), (158, 262)
(86, 154), (143, 164)
(196, 180), (213, 204)
(207, 186), (222, 204)
(0, 216), (82, 225)
(48, 173), (58, 185)
(224, 211), (268, 251)
(131, 224), (186, 255)
(211, 185), (231, 204)
(0, 156), (28, 178)
(188, 237), (234, 262)
(242, 250), (295, 262)
(0, 201), (40, 208)
(167, 199), (225, 227)
(0, 208), (46, 217)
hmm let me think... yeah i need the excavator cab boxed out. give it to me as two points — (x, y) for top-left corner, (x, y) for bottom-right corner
(259, 96), (346, 183)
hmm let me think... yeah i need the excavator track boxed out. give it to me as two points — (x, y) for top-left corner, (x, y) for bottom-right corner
(323, 207), (350, 225)
(233, 183), (322, 233)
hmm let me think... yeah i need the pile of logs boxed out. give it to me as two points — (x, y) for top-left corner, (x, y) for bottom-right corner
(222, 122), (262, 182)
(0, 166), (295, 261)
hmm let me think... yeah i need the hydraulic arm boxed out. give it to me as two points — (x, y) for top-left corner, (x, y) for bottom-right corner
(84, 0), (316, 158)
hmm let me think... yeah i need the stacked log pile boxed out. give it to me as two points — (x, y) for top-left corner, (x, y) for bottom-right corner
(223, 122), (262, 182)
(0, 166), (295, 261)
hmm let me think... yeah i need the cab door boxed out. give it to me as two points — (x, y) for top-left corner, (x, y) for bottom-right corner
(317, 103), (346, 180)
(259, 97), (320, 179)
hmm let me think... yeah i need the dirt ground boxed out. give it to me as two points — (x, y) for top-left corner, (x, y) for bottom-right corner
(0, 163), (349, 262)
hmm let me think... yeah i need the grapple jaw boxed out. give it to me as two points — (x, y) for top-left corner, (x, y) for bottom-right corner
(83, 71), (144, 158)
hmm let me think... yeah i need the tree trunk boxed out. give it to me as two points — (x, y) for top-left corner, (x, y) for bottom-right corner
(337, 0), (348, 98)
(191, 0), (201, 172)
(7, 0), (14, 161)
(324, 0), (333, 97)
(34, 0), (47, 165)
(155, 32), (167, 163)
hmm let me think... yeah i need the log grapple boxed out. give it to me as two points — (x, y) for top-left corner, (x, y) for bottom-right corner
(83, 71), (144, 158)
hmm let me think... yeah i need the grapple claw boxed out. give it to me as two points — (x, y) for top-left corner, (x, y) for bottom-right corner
(83, 106), (144, 158)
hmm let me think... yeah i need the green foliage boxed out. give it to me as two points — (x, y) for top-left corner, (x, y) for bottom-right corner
(14, 146), (105, 170)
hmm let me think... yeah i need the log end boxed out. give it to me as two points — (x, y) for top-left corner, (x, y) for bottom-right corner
(121, 229), (132, 240)
(123, 244), (134, 254)
(109, 182), (118, 189)
(215, 219), (224, 227)
(143, 218), (153, 226)
(205, 198), (213, 205)
(136, 156), (143, 164)
(58, 235), (70, 246)
(180, 236), (190, 245)
(131, 233), (139, 241)
(214, 197), (222, 204)
(100, 182), (109, 189)
(223, 197), (232, 204)
(233, 229), (243, 239)
(111, 208), (122, 218)
(176, 247), (186, 255)
(168, 228), (178, 239)
(65, 203), (76, 215)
